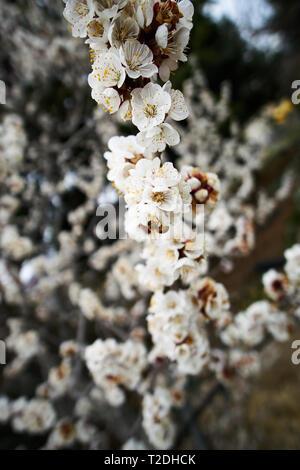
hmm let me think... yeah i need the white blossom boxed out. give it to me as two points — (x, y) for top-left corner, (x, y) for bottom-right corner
(12, 399), (56, 434)
(63, 0), (95, 38)
(86, 16), (110, 52)
(263, 269), (291, 302)
(88, 48), (125, 92)
(189, 277), (230, 321)
(142, 386), (176, 450)
(131, 83), (171, 131)
(93, 87), (121, 113)
(284, 244), (300, 284)
(104, 134), (149, 192)
(108, 13), (139, 47)
(94, 0), (128, 19)
(137, 123), (180, 153)
(120, 40), (157, 79)
(163, 81), (189, 121)
(178, 0), (194, 31)
(85, 339), (147, 406)
(157, 27), (190, 82)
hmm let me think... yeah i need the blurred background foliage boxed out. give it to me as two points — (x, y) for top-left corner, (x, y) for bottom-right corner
(0, 0), (300, 450)
(176, 0), (300, 258)
(174, 0), (300, 122)
(2, 0), (299, 281)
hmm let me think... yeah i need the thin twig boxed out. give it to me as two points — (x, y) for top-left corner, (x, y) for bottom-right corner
(174, 382), (226, 449)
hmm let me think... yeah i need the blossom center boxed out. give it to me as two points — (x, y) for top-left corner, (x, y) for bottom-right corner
(144, 103), (158, 118)
(75, 1), (89, 16)
(151, 191), (165, 203)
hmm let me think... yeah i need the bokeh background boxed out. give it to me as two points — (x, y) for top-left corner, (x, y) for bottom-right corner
(0, 0), (300, 450)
